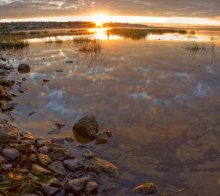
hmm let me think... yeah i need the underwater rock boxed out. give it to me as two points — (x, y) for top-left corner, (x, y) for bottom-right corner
(18, 63), (30, 73)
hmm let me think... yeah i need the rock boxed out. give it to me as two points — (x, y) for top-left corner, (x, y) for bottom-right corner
(38, 153), (52, 166)
(20, 131), (34, 140)
(63, 159), (83, 171)
(35, 138), (47, 148)
(73, 115), (99, 139)
(65, 137), (74, 143)
(30, 154), (39, 163)
(41, 185), (60, 195)
(66, 177), (90, 192)
(31, 164), (52, 174)
(86, 158), (119, 175)
(18, 86), (27, 93)
(38, 145), (49, 154)
(133, 182), (157, 194)
(1, 163), (13, 171)
(43, 79), (50, 83)
(47, 161), (67, 176)
(82, 149), (96, 158)
(19, 140), (35, 145)
(51, 137), (65, 145)
(66, 60), (73, 63)
(85, 181), (98, 194)
(95, 132), (109, 145)
(22, 194), (38, 196)
(1, 148), (20, 160)
(18, 64), (30, 73)
(0, 155), (7, 163)
(16, 144), (36, 155)
(1, 102), (16, 111)
(55, 122), (65, 129)
(49, 148), (70, 161)
(56, 69), (63, 73)
(0, 120), (18, 143)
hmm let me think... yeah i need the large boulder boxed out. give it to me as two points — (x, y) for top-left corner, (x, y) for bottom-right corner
(0, 119), (18, 143)
(73, 115), (99, 139)
(18, 64), (30, 73)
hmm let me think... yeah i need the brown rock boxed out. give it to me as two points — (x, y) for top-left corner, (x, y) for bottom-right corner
(0, 119), (18, 143)
(73, 115), (99, 139)
(133, 182), (157, 194)
(31, 164), (52, 174)
(66, 177), (90, 192)
(47, 161), (67, 176)
(38, 153), (52, 166)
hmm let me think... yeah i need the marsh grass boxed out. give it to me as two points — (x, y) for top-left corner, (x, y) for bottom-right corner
(108, 28), (187, 40)
(73, 36), (102, 53)
(0, 36), (28, 50)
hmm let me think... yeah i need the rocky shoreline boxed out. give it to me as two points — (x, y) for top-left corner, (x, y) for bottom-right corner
(0, 56), (157, 195)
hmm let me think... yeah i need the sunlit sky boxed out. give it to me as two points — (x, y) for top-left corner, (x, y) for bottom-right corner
(1, 0), (220, 26)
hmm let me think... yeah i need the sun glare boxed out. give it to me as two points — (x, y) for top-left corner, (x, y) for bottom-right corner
(92, 14), (108, 27)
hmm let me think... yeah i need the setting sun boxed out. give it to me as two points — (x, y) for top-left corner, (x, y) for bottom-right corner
(92, 14), (109, 27)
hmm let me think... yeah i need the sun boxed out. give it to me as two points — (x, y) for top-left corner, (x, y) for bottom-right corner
(93, 14), (108, 27)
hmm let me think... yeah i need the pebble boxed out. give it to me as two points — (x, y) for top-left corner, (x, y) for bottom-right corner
(47, 161), (67, 176)
(1, 148), (20, 160)
(66, 177), (90, 192)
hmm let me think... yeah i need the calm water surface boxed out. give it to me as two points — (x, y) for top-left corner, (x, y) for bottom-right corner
(3, 29), (220, 195)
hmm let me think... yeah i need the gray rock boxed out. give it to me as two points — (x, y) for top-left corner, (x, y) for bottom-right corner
(35, 138), (47, 148)
(49, 148), (70, 161)
(1, 148), (20, 160)
(31, 164), (52, 174)
(38, 153), (52, 166)
(86, 158), (119, 176)
(20, 131), (34, 140)
(47, 161), (67, 176)
(18, 63), (30, 73)
(85, 181), (98, 194)
(73, 115), (99, 139)
(0, 119), (18, 143)
(41, 185), (60, 195)
(133, 182), (157, 194)
(38, 145), (49, 154)
(66, 177), (90, 192)
(63, 159), (83, 171)
(82, 149), (96, 158)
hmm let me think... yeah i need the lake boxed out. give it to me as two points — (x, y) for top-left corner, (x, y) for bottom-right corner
(3, 28), (220, 195)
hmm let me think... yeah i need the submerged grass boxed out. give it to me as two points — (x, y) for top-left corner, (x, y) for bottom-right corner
(0, 36), (29, 50)
(107, 28), (187, 40)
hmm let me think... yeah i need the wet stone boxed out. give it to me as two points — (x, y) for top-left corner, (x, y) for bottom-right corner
(63, 159), (83, 171)
(51, 137), (65, 145)
(35, 138), (47, 148)
(95, 132), (109, 145)
(73, 115), (99, 139)
(133, 182), (157, 194)
(1, 148), (20, 160)
(47, 161), (67, 176)
(86, 158), (119, 176)
(37, 145), (49, 154)
(49, 148), (71, 161)
(0, 119), (18, 143)
(18, 63), (30, 73)
(82, 149), (96, 158)
(66, 177), (90, 192)
(85, 181), (98, 194)
(1, 163), (13, 171)
(38, 153), (52, 166)
(31, 164), (52, 175)
(20, 131), (35, 140)
(41, 185), (60, 195)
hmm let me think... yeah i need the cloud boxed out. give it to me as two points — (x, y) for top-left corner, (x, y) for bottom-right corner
(0, 0), (220, 20)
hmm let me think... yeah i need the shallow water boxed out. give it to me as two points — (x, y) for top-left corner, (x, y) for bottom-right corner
(3, 29), (220, 195)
